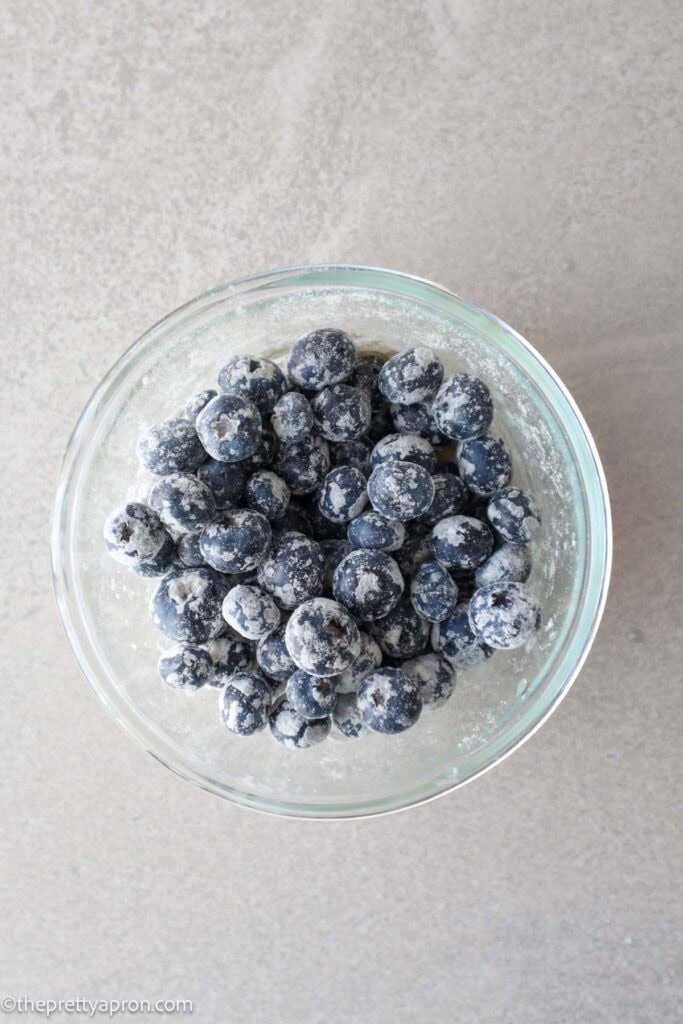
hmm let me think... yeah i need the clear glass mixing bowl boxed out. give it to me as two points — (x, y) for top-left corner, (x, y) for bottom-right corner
(51, 265), (611, 818)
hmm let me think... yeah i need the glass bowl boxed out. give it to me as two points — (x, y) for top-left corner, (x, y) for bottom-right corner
(51, 265), (611, 818)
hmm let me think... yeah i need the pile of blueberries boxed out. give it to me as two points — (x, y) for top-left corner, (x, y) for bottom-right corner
(104, 329), (542, 749)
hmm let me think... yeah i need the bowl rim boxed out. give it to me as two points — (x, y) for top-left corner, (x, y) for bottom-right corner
(51, 263), (613, 819)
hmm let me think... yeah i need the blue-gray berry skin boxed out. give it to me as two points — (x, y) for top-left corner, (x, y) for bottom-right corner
(390, 401), (448, 447)
(150, 567), (225, 642)
(432, 374), (494, 441)
(200, 510), (272, 573)
(367, 462), (435, 522)
(421, 473), (469, 526)
(137, 419), (206, 475)
(350, 354), (386, 407)
(311, 384), (372, 442)
(285, 598), (361, 676)
(158, 642), (214, 690)
(365, 404), (394, 445)
(357, 667), (423, 734)
(185, 389), (217, 423)
(196, 393), (262, 463)
(368, 597), (430, 659)
(177, 532), (205, 568)
(286, 670), (339, 717)
(330, 438), (372, 473)
(245, 470), (290, 521)
(219, 671), (271, 736)
(246, 425), (278, 470)
(457, 436), (512, 496)
(217, 355), (287, 414)
(197, 458), (248, 509)
(222, 583), (281, 641)
(268, 696), (331, 749)
(371, 433), (437, 473)
(271, 391), (314, 445)
(475, 543), (532, 587)
(256, 622), (296, 684)
(275, 436), (330, 495)
(274, 502), (313, 537)
(204, 634), (253, 680)
(318, 466), (368, 524)
(133, 534), (178, 577)
(410, 560), (458, 622)
(287, 328), (356, 391)
(333, 549), (404, 621)
(431, 514), (494, 569)
(347, 511), (405, 552)
(257, 531), (324, 609)
(148, 472), (217, 533)
(332, 631), (382, 696)
(320, 539), (353, 594)
(377, 347), (444, 405)
(332, 693), (368, 738)
(469, 582), (542, 650)
(486, 487), (541, 544)
(402, 653), (454, 710)
(103, 502), (170, 567)
(432, 602), (493, 668)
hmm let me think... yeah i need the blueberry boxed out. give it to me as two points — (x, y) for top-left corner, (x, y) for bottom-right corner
(357, 667), (423, 734)
(475, 543), (532, 587)
(486, 487), (541, 544)
(333, 549), (404, 621)
(367, 462), (435, 521)
(285, 598), (361, 676)
(287, 328), (356, 391)
(371, 433), (437, 473)
(246, 425), (278, 470)
(274, 502), (312, 537)
(286, 670), (339, 717)
(197, 458), (248, 508)
(103, 502), (171, 567)
(219, 671), (271, 736)
(150, 567), (225, 642)
(133, 534), (178, 577)
(200, 510), (272, 573)
(332, 631), (382, 694)
(196, 394), (262, 462)
(318, 466), (368, 523)
(245, 470), (290, 521)
(217, 355), (286, 414)
(204, 634), (253, 679)
(271, 391), (315, 444)
(364, 404), (394, 445)
(185, 389), (217, 423)
(421, 473), (469, 526)
(347, 511), (405, 552)
(329, 438), (372, 473)
(320, 539), (353, 593)
(469, 582), (542, 650)
(394, 524), (433, 578)
(368, 597), (430, 659)
(311, 384), (371, 441)
(457, 436), (512, 496)
(402, 653), (454, 710)
(377, 347), (444, 404)
(177, 532), (205, 568)
(431, 602), (493, 668)
(410, 560), (458, 622)
(275, 436), (330, 495)
(268, 696), (331, 749)
(390, 401), (447, 447)
(257, 531), (324, 609)
(222, 583), (281, 641)
(432, 374), (493, 440)
(430, 514), (494, 569)
(256, 622), (296, 683)
(158, 642), (214, 690)
(350, 354), (386, 405)
(148, 472), (217, 533)
(137, 418), (206, 475)
(332, 693), (368, 738)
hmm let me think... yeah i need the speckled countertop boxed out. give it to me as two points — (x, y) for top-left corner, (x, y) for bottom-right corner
(2, 2), (681, 1021)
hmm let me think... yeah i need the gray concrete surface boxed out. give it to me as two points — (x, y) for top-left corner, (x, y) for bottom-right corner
(1, 1), (681, 1021)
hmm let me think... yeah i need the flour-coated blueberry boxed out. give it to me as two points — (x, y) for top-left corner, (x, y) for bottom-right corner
(217, 355), (286, 414)
(197, 458), (248, 508)
(475, 543), (532, 587)
(246, 424), (278, 470)
(149, 472), (217, 533)
(185, 389), (217, 423)
(402, 653), (454, 710)
(196, 393), (262, 462)
(268, 696), (331, 749)
(377, 347), (443, 404)
(275, 436), (330, 495)
(410, 560), (458, 622)
(330, 438), (372, 473)
(332, 549), (404, 621)
(150, 567), (225, 642)
(137, 418), (206, 475)
(350, 354), (386, 407)
(371, 433), (437, 473)
(285, 597), (361, 676)
(158, 642), (214, 691)
(357, 667), (423, 734)
(432, 374), (493, 440)
(256, 622), (296, 684)
(256, 531), (324, 609)
(245, 470), (290, 521)
(469, 582), (542, 650)
(204, 634), (253, 680)
(457, 435), (512, 496)
(311, 384), (371, 442)
(347, 511), (405, 552)
(219, 670), (271, 736)
(318, 466), (368, 524)
(431, 603), (493, 668)
(367, 597), (430, 659)
(177, 532), (205, 568)
(431, 514), (494, 569)
(286, 670), (339, 717)
(332, 693), (368, 738)
(200, 510), (272, 573)
(332, 631), (382, 694)
(133, 534), (178, 577)
(394, 524), (432, 578)
(287, 328), (356, 391)
(421, 473), (469, 526)
(103, 502), (171, 567)
(271, 391), (314, 444)
(306, 500), (348, 540)
(390, 401), (448, 447)
(320, 539), (353, 594)
(222, 583), (281, 641)
(367, 461), (435, 521)
(486, 487), (541, 544)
